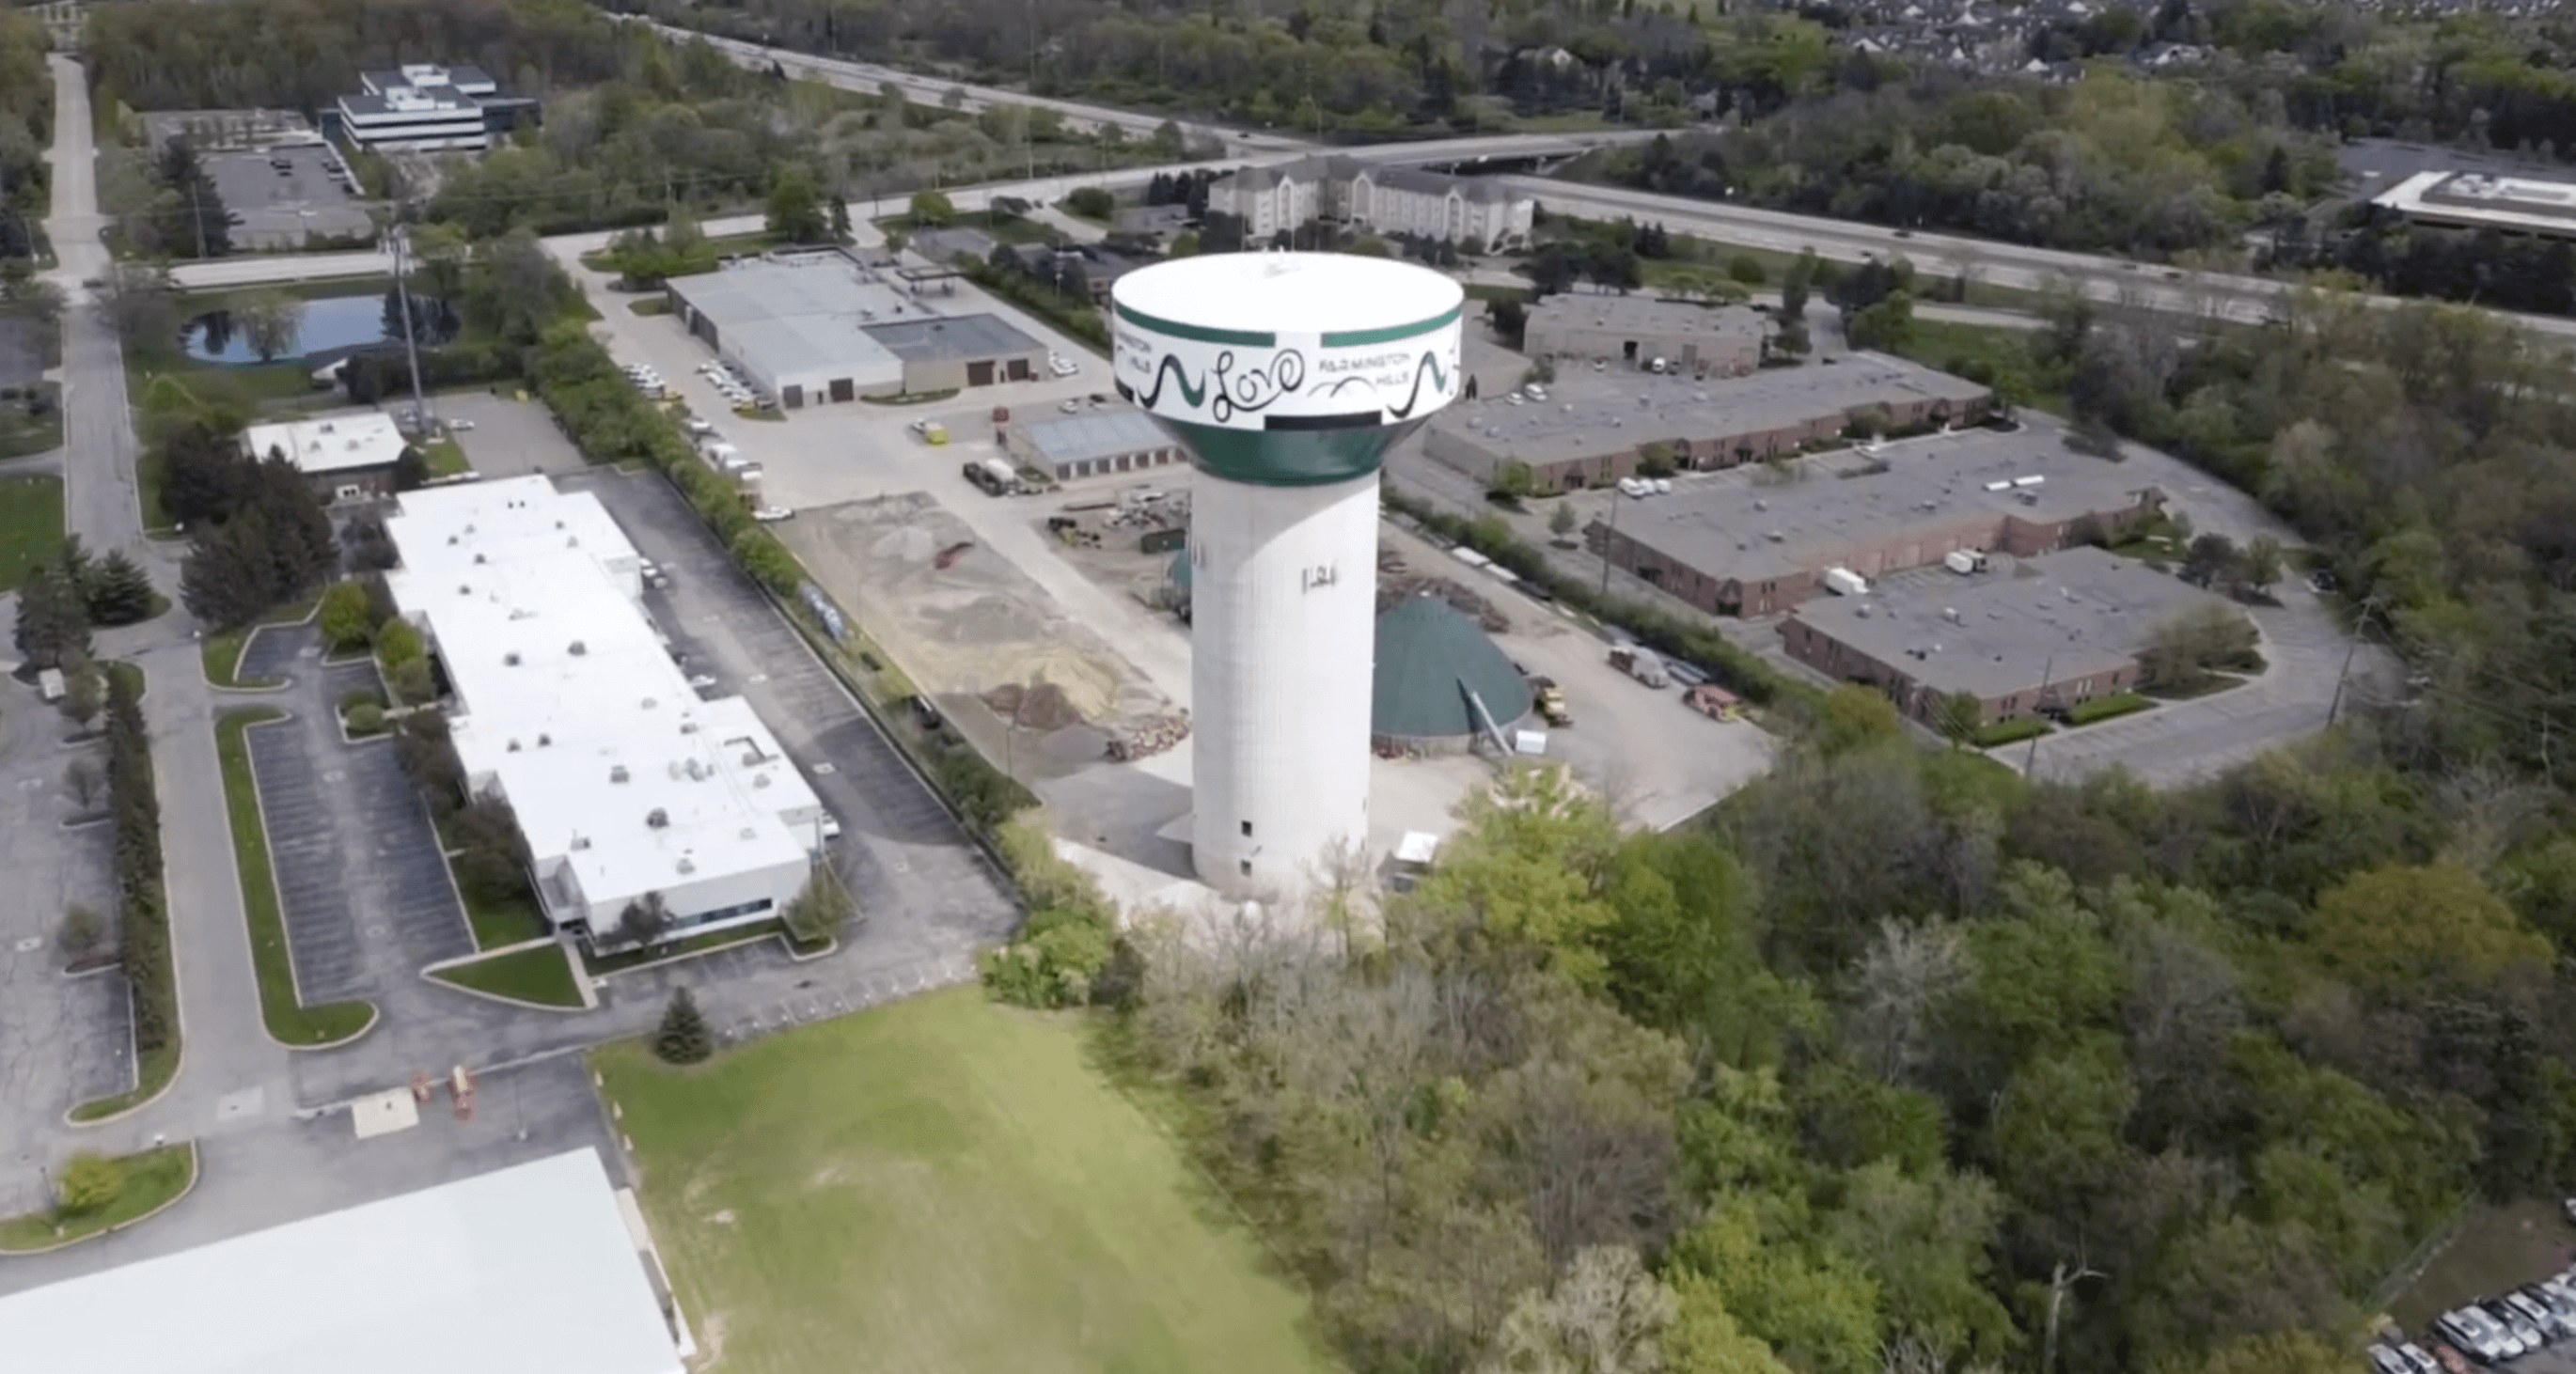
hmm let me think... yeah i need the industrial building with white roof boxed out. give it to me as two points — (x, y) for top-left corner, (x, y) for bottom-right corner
(385, 476), (825, 945)
(2371, 168), (2576, 240)
(243, 411), (412, 501)
(0, 1148), (687, 1374)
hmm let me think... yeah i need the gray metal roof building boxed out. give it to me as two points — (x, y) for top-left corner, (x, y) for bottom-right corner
(1594, 426), (2165, 617)
(666, 258), (909, 406)
(1422, 353), (1995, 489)
(1781, 546), (2237, 725)
(1372, 594), (1531, 745)
(1005, 409), (1185, 482)
(1523, 296), (1767, 375)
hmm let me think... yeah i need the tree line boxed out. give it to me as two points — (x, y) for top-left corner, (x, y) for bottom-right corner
(0, 7), (49, 261)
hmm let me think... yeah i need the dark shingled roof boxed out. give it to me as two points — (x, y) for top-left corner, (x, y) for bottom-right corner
(1372, 595), (1531, 741)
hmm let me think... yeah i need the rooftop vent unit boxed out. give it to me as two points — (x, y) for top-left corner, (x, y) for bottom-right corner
(641, 696), (657, 710)
(458, 584), (471, 595)
(571, 834), (590, 851)
(610, 765), (630, 784)
(569, 640), (587, 656)
(447, 535), (460, 545)
(503, 652), (521, 666)
(507, 739), (522, 752)
(473, 553), (486, 564)
(739, 827), (757, 840)
(646, 807), (669, 829)
(677, 857), (697, 874)
(537, 734), (551, 746)
(753, 773), (772, 788)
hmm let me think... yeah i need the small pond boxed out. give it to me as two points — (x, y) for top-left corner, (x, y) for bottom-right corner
(182, 291), (456, 365)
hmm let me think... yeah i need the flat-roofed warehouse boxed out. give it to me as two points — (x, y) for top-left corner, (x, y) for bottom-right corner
(665, 258), (1045, 407)
(0, 1148), (688, 1374)
(1003, 408), (1185, 482)
(1522, 296), (1767, 376)
(1781, 546), (2239, 727)
(1422, 353), (1994, 492)
(2371, 169), (2576, 240)
(861, 313), (1049, 394)
(1593, 427), (2164, 617)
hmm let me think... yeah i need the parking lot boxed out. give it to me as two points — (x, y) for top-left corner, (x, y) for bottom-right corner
(201, 143), (373, 251)
(0, 676), (134, 1223)
(434, 393), (586, 480)
(237, 631), (476, 1005)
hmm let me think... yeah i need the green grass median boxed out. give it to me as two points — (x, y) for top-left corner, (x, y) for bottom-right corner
(429, 944), (583, 1008)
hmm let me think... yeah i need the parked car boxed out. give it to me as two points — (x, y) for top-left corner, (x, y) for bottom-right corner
(752, 506), (794, 523)
(2392, 1341), (2442, 1374)
(2485, 1301), (2545, 1355)
(2505, 1289), (2568, 1342)
(2371, 1346), (2412, 1374)
(2423, 1338), (2477, 1374)
(2439, 1307), (2511, 1364)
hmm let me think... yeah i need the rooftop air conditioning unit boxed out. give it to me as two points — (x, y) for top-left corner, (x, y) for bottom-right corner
(569, 641), (587, 656)
(504, 652), (520, 666)
(537, 734), (551, 747)
(610, 765), (630, 784)
(646, 807), (669, 829)
(677, 857), (696, 874)
(571, 835), (590, 851)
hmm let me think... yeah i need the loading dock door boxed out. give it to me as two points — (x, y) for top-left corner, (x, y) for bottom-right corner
(1007, 358), (1033, 381)
(966, 360), (996, 387)
(830, 378), (855, 402)
(782, 384), (804, 409)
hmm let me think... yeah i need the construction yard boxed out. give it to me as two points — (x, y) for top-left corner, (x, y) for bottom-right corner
(778, 492), (1180, 783)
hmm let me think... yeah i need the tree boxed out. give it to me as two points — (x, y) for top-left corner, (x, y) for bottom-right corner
(318, 580), (373, 650)
(784, 866), (855, 944)
(57, 904), (102, 958)
(86, 552), (156, 626)
(55, 1151), (122, 1214)
(232, 289), (305, 363)
(2178, 533), (2240, 589)
(97, 263), (181, 343)
(149, 138), (229, 258)
(1550, 501), (1579, 540)
(1728, 254), (1767, 286)
(619, 891), (673, 948)
(765, 166), (829, 245)
(1846, 290), (1918, 352)
(1066, 186), (1115, 220)
(909, 188), (955, 226)
(58, 664), (102, 729)
(2137, 605), (2257, 691)
(13, 564), (91, 672)
(1480, 1245), (1678, 1374)
(2308, 863), (2551, 994)
(653, 987), (714, 1064)
(1813, 685), (1904, 757)
(1822, 1161), (2014, 1363)
(2238, 536), (2284, 598)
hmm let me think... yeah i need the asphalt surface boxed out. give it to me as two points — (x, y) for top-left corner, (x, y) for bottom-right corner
(200, 143), (370, 252)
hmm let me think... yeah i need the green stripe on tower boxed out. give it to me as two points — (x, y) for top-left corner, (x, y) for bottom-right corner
(1321, 304), (1463, 349)
(1111, 301), (1276, 349)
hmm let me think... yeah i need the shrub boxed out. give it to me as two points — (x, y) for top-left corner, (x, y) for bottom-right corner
(982, 818), (1119, 1007)
(58, 904), (103, 958)
(346, 703), (385, 736)
(56, 1152), (123, 1214)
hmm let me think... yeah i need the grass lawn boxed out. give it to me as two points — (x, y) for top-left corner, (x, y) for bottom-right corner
(1971, 716), (2052, 748)
(595, 989), (1340, 1374)
(628, 297), (673, 316)
(579, 919), (782, 976)
(2064, 692), (2155, 726)
(0, 474), (65, 592)
(429, 943), (583, 1007)
(214, 709), (376, 1048)
(2391, 1198), (2568, 1331)
(0, 1145), (195, 1253)
(1886, 319), (2069, 418)
(420, 437), (469, 477)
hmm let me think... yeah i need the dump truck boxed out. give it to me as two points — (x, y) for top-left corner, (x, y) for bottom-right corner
(1609, 646), (1670, 688)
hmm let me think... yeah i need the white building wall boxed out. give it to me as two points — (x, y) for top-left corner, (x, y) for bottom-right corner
(1187, 470), (1379, 894)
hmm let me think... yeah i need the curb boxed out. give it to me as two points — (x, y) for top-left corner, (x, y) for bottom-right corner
(0, 1143), (201, 1257)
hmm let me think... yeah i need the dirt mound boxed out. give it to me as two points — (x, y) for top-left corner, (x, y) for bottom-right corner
(982, 679), (1087, 730)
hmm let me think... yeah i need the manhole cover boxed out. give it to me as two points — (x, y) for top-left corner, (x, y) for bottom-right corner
(812, 762), (837, 775)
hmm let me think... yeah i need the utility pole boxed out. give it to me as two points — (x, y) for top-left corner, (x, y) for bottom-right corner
(1597, 489), (1620, 599)
(2023, 652), (2055, 774)
(2326, 591), (2381, 727)
(390, 220), (432, 435)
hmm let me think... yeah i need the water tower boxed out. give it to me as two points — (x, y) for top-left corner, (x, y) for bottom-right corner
(1112, 253), (1464, 898)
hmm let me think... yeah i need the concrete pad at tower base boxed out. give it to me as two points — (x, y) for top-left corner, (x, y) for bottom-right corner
(349, 1088), (420, 1139)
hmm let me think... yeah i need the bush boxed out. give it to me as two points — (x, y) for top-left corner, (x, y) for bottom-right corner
(318, 581), (372, 652)
(1065, 186), (1115, 219)
(982, 818), (1120, 1008)
(346, 703), (385, 736)
(1969, 716), (2051, 747)
(56, 1151), (122, 1214)
(2064, 692), (2153, 726)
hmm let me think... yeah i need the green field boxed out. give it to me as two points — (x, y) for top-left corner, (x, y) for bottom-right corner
(0, 475), (64, 592)
(595, 990), (1340, 1374)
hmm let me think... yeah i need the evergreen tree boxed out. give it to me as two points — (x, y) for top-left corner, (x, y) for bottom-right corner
(150, 138), (231, 259)
(13, 564), (91, 671)
(653, 988), (714, 1065)
(86, 552), (157, 627)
